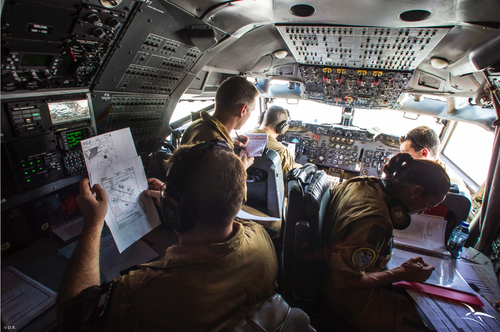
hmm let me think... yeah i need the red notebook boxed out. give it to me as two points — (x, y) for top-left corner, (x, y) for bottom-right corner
(394, 281), (484, 307)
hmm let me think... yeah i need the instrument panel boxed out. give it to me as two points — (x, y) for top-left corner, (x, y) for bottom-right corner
(1, 93), (96, 208)
(1, 0), (132, 92)
(300, 66), (412, 109)
(280, 123), (400, 177)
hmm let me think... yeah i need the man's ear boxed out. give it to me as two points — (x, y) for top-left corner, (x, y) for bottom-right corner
(237, 104), (248, 118)
(410, 185), (425, 198)
(421, 147), (429, 159)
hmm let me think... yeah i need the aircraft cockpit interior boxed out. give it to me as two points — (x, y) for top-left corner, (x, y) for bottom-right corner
(2, 0), (500, 331)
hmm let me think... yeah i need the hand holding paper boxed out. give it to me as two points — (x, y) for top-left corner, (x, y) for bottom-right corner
(80, 128), (161, 253)
(242, 133), (268, 157)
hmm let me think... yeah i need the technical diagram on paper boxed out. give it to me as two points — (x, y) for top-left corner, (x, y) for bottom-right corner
(102, 167), (145, 230)
(80, 128), (160, 253)
(81, 128), (137, 177)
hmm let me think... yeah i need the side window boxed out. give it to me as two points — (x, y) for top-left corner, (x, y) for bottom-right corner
(238, 99), (262, 133)
(171, 99), (214, 124)
(353, 109), (444, 137)
(441, 122), (495, 190)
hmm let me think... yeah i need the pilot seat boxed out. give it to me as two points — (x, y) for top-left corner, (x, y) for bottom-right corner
(280, 164), (354, 331)
(246, 148), (286, 219)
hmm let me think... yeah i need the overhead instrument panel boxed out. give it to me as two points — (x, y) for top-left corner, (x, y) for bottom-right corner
(0, 0), (132, 92)
(93, 2), (207, 94)
(276, 26), (450, 70)
(300, 66), (411, 109)
(280, 123), (400, 177)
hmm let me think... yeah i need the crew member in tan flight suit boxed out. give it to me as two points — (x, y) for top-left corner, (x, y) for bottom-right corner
(400, 125), (466, 191)
(250, 105), (297, 179)
(57, 141), (278, 331)
(322, 153), (450, 332)
(181, 76), (259, 170)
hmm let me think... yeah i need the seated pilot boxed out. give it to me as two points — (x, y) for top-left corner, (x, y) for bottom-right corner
(57, 140), (278, 331)
(322, 153), (450, 332)
(400, 125), (467, 191)
(249, 105), (298, 179)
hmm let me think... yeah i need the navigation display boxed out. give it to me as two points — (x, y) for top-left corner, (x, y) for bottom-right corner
(66, 128), (90, 150)
(48, 99), (90, 125)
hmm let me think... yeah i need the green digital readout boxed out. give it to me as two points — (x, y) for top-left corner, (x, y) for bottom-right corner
(66, 129), (89, 150)
(20, 54), (53, 67)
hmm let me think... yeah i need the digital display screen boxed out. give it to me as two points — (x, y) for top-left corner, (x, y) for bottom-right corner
(48, 99), (91, 125)
(20, 54), (53, 67)
(66, 128), (90, 150)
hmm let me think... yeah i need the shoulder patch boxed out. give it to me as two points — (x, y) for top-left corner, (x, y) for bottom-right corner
(352, 248), (376, 270)
(91, 280), (115, 321)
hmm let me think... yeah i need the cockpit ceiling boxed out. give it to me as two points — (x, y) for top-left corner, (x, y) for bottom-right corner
(169, 0), (500, 29)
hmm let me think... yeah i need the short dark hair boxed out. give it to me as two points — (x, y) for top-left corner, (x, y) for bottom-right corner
(168, 144), (246, 227)
(263, 105), (289, 128)
(215, 76), (259, 114)
(383, 153), (450, 198)
(400, 126), (440, 156)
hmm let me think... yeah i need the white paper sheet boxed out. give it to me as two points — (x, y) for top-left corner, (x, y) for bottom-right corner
(388, 248), (474, 294)
(1, 267), (57, 329)
(236, 209), (281, 222)
(407, 289), (500, 331)
(456, 259), (500, 307)
(81, 128), (137, 178)
(81, 128), (160, 252)
(393, 214), (448, 254)
(244, 133), (268, 157)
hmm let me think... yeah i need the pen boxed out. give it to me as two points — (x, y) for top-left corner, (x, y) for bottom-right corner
(235, 131), (245, 149)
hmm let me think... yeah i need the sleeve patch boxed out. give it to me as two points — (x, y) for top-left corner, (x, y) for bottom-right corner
(352, 248), (376, 270)
(91, 280), (115, 321)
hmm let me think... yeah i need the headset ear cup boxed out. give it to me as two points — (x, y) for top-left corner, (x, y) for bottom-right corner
(386, 197), (411, 230)
(162, 194), (183, 231)
(276, 120), (289, 134)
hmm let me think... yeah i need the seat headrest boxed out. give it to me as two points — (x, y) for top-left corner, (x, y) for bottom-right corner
(285, 163), (317, 184)
(305, 171), (330, 203)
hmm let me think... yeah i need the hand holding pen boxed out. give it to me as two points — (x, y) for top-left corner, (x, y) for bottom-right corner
(234, 131), (249, 149)
(234, 131), (254, 169)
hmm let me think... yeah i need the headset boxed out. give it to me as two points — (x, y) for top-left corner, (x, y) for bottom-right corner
(275, 120), (290, 134)
(378, 178), (411, 230)
(275, 108), (290, 134)
(346, 177), (411, 230)
(161, 139), (231, 233)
